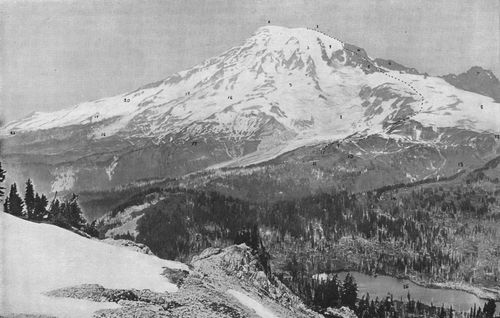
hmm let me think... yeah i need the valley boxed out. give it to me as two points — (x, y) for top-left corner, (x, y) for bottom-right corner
(87, 153), (500, 316)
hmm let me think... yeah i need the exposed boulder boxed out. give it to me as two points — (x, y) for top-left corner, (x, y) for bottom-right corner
(325, 307), (358, 318)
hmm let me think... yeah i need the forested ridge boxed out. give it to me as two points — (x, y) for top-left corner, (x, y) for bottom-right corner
(93, 159), (500, 317)
(102, 173), (499, 283)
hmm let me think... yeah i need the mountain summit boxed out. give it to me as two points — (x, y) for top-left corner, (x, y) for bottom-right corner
(2, 26), (499, 194)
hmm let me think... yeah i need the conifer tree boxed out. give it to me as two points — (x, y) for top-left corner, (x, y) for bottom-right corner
(48, 198), (61, 222)
(65, 194), (85, 228)
(484, 299), (496, 318)
(7, 183), (24, 216)
(25, 179), (35, 219)
(33, 193), (48, 220)
(34, 193), (41, 219)
(0, 162), (5, 200)
(39, 194), (48, 218)
(341, 273), (358, 310)
(3, 197), (10, 213)
(439, 305), (447, 318)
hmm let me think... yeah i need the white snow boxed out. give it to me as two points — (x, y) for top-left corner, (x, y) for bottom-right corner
(228, 289), (279, 318)
(2, 25), (499, 169)
(101, 199), (160, 238)
(0, 212), (188, 317)
(106, 213), (143, 238)
(105, 156), (120, 181)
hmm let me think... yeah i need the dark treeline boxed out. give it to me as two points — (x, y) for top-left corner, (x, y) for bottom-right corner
(353, 292), (471, 318)
(277, 271), (358, 312)
(283, 262), (497, 318)
(0, 164), (97, 237)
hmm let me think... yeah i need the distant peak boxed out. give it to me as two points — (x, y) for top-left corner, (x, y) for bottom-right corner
(444, 66), (498, 82)
(253, 25), (338, 41)
(254, 25), (310, 34)
(442, 66), (500, 102)
(465, 66), (499, 81)
(249, 25), (344, 55)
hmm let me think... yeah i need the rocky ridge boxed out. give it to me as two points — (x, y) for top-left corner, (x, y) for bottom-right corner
(44, 244), (349, 318)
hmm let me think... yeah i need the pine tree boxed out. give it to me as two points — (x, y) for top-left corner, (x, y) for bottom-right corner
(341, 273), (358, 310)
(484, 299), (496, 318)
(66, 194), (85, 228)
(48, 198), (60, 222)
(83, 220), (99, 238)
(7, 183), (24, 216)
(250, 223), (260, 251)
(439, 305), (447, 318)
(40, 194), (48, 219)
(25, 179), (35, 219)
(0, 162), (6, 200)
(3, 197), (10, 213)
(33, 193), (48, 220)
(34, 193), (41, 219)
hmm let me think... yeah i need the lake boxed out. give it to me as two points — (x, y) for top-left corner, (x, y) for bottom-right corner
(332, 271), (499, 314)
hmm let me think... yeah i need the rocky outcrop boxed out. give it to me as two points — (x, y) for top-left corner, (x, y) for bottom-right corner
(101, 238), (153, 255)
(325, 307), (357, 318)
(43, 244), (346, 317)
(191, 244), (321, 317)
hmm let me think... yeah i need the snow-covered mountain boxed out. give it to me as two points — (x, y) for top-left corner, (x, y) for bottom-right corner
(1, 26), (499, 194)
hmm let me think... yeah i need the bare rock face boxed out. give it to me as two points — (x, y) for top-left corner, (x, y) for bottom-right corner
(442, 66), (500, 102)
(191, 245), (262, 279)
(191, 244), (322, 318)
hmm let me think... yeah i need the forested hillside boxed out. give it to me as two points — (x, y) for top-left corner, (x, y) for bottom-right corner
(97, 155), (500, 298)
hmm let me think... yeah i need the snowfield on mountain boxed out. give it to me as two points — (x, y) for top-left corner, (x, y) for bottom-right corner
(0, 212), (187, 317)
(4, 26), (499, 139)
(1, 25), (499, 195)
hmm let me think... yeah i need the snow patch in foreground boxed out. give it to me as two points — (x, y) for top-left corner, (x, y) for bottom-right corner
(228, 289), (279, 318)
(0, 212), (187, 317)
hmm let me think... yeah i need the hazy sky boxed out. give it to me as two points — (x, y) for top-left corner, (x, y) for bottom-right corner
(1, 0), (499, 123)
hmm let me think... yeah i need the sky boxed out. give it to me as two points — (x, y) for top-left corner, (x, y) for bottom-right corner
(1, 0), (499, 123)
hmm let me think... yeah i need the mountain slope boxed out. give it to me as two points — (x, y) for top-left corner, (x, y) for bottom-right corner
(1, 26), (499, 194)
(0, 212), (187, 317)
(0, 212), (334, 318)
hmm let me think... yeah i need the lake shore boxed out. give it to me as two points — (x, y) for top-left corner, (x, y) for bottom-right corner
(319, 270), (500, 314)
(406, 276), (500, 302)
(334, 270), (500, 303)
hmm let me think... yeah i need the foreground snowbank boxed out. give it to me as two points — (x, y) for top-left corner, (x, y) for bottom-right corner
(0, 212), (187, 317)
